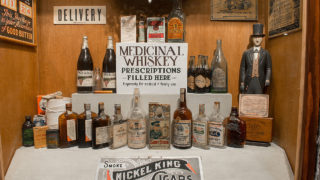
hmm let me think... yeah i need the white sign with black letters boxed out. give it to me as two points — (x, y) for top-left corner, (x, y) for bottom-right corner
(53, 6), (106, 24)
(116, 43), (188, 94)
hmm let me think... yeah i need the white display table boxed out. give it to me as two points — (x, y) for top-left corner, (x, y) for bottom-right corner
(5, 143), (293, 180)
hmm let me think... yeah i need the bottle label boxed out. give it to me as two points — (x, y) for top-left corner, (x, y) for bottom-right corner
(187, 76), (195, 90)
(193, 120), (208, 146)
(195, 75), (206, 88)
(96, 126), (110, 145)
(85, 119), (92, 141)
(23, 128), (34, 145)
(77, 70), (93, 87)
(102, 72), (116, 89)
(212, 68), (226, 88)
(173, 120), (191, 147)
(208, 122), (225, 147)
(67, 119), (76, 142)
(205, 77), (211, 88)
(112, 122), (128, 148)
(168, 17), (183, 40)
(128, 119), (146, 148)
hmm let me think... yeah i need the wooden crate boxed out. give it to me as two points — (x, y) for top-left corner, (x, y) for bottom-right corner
(240, 116), (273, 142)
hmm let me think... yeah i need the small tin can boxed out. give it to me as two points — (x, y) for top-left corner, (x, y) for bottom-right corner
(46, 129), (59, 149)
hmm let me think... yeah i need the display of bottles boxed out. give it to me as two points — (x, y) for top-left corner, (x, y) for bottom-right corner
(92, 102), (111, 149)
(195, 55), (207, 93)
(204, 56), (211, 93)
(22, 116), (35, 147)
(187, 56), (196, 93)
(102, 36), (116, 93)
(77, 36), (94, 93)
(193, 104), (209, 148)
(128, 88), (147, 149)
(93, 67), (102, 91)
(58, 103), (78, 148)
(209, 102), (226, 148)
(226, 107), (246, 148)
(168, 0), (185, 42)
(138, 20), (145, 42)
(78, 104), (97, 148)
(211, 40), (228, 93)
(111, 104), (128, 149)
(173, 88), (193, 149)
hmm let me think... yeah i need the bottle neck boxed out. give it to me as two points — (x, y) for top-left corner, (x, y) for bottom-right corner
(133, 96), (140, 108)
(82, 38), (88, 49)
(231, 110), (238, 117)
(98, 107), (105, 116)
(107, 39), (113, 49)
(179, 89), (186, 108)
(199, 105), (205, 116)
(213, 103), (220, 114)
(174, 0), (182, 10)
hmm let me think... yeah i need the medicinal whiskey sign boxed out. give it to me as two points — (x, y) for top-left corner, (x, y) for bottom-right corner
(0, 0), (36, 45)
(116, 43), (188, 94)
(53, 6), (106, 24)
(95, 157), (204, 180)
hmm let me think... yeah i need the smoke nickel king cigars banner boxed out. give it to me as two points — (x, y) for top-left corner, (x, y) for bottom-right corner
(53, 6), (106, 24)
(95, 157), (204, 180)
(116, 43), (188, 94)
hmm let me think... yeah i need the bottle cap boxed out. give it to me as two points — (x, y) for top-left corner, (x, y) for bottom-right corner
(83, 35), (88, 39)
(98, 102), (104, 109)
(108, 36), (112, 40)
(66, 103), (72, 108)
(214, 102), (220, 105)
(25, 116), (31, 120)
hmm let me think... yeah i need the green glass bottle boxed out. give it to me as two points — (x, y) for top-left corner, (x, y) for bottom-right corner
(22, 116), (35, 147)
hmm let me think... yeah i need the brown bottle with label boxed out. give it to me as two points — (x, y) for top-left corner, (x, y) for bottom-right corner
(92, 102), (111, 149)
(168, 0), (185, 42)
(226, 107), (246, 148)
(173, 88), (193, 149)
(195, 55), (206, 93)
(187, 56), (196, 93)
(77, 104), (97, 148)
(58, 103), (78, 148)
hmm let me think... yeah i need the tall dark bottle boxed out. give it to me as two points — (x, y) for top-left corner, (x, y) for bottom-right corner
(78, 104), (97, 148)
(22, 116), (35, 147)
(187, 56), (196, 93)
(195, 55), (206, 93)
(102, 36), (116, 93)
(77, 36), (94, 93)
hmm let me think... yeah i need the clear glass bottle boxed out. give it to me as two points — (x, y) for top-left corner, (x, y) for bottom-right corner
(173, 88), (193, 149)
(187, 56), (196, 93)
(22, 116), (35, 147)
(92, 102), (111, 149)
(208, 102), (226, 148)
(226, 107), (246, 148)
(93, 67), (102, 91)
(77, 36), (94, 93)
(102, 36), (116, 93)
(58, 103), (78, 148)
(167, 0), (185, 42)
(195, 55), (206, 93)
(138, 20), (145, 42)
(211, 40), (228, 93)
(193, 104), (209, 149)
(128, 88), (147, 149)
(111, 104), (128, 149)
(204, 56), (211, 93)
(78, 104), (97, 148)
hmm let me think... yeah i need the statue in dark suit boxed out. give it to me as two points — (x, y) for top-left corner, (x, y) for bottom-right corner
(240, 24), (272, 94)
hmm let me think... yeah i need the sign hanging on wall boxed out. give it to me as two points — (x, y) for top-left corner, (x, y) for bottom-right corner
(95, 157), (204, 180)
(0, 0), (36, 46)
(116, 43), (188, 95)
(53, 6), (106, 24)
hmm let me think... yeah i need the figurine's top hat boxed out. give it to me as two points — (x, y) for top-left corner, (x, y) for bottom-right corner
(251, 23), (265, 37)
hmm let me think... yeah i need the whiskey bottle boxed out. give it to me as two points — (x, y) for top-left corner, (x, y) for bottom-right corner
(102, 36), (116, 93)
(111, 104), (128, 149)
(193, 104), (209, 149)
(173, 88), (193, 149)
(168, 0), (185, 42)
(128, 88), (147, 149)
(195, 55), (206, 93)
(92, 102), (111, 149)
(138, 20), (145, 42)
(77, 36), (94, 93)
(226, 107), (246, 148)
(187, 56), (196, 93)
(204, 56), (211, 93)
(78, 104), (97, 148)
(22, 116), (35, 147)
(208, 102), (226, 148)
(211, 40), (228, 93)
(58, 103), (78, 148)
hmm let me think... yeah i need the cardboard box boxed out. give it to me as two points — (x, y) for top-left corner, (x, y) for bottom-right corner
(240, 116), (273, 142)
(33, 126), (49, 148)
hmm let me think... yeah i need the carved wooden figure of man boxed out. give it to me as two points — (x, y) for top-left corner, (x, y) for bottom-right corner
(240, 24), (272, 94)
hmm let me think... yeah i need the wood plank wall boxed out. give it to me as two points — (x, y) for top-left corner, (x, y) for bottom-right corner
(0, 41), (38, 173)
(37, 0), (266, 107)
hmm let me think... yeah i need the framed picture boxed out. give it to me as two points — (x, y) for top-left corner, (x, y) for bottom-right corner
(0, 0), (37, 46)
(268, 0), (302, 38)
(211, 0), (258, 21)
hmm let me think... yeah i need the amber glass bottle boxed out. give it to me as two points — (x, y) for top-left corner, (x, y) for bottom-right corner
(78, 104), (97, 148)
(172, 88), (193, 149)
(168, 0), (185, 42)
(58, 103), (78, 148)
(226, 107), (246, 148)
(92, 102), (111, 149)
